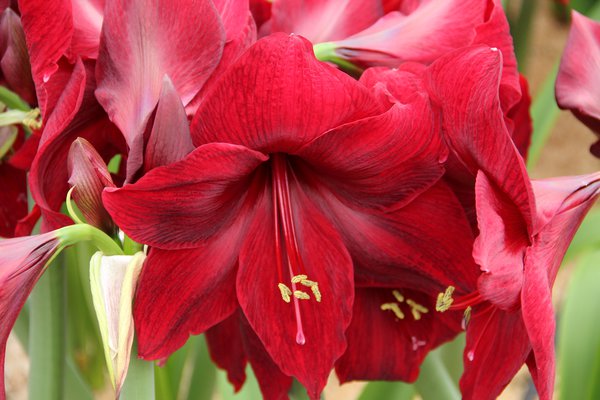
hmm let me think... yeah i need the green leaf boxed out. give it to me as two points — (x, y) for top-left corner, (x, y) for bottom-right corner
(558, 250), (600, 400)
(64, 359), (94, 400)
(527, 64), (560, 169)
(564, 209), (600, 262)
(415, 349), (461, 400)
(358, 381), (414, 400)
(120, 343), (155, 400)
(184, 335), (217, 400)
(216, 363), (262, 400)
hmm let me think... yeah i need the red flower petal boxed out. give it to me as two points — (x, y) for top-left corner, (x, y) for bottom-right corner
(143, 75), (194, 172)
(68, 0), (104, 60)
(95, 0), (225, 176)
(425, 45), (536, 235)
(192, 33), (382, 153)
(460, 308), (531, 400)
(237, 181), (353, 399)
(556, 11), (600, 156)
(267, 0), (382, 42)
(103, 143), (267, 249)
(0, 163), (27, 238)
(135, 243), (241, 359)
(297, 98), (445, 209)
(336, 288), (462, 383)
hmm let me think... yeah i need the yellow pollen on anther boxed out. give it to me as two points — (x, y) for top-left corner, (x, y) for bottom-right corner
(406, 299), (429, 321)
(310, 285), (322, 302)
(300, 279), (317, 287)
(278, 283), (292, 303)
(291, 274), (308, 283)
(23, 108), (42, 130)
(380, 303), (405, 319)
(392, 290), (405, 303)
(294, 290), (310, 300)
(436, 286), (455, 312)
(463, 306), (472, 328)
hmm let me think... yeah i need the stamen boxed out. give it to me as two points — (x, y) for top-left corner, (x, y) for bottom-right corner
(310, 285), (322, 302)
(436, 286), (455, 312)
(381, 303), (405, 319)
(292, 274), (308, 283)
(293, 290), (310, 300)
(278, 283), (292, 303)
(462, 306), (472, 330)
(392, 290), (405, 303)
(406, 299), (429, 321)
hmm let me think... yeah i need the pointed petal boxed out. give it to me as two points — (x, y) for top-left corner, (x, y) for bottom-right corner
(474, 171), (529, 310)
(336, 288), (462, 382)
(68, 138), (115, 232)
(334, 0), (485, 66)
(205, 313), (248, 392)
(95, 0), (225, 176)
(460, 308), (531, 400)
(103, 143), (267, 248)
(556, 11), (600, 153)
(425, 45), (536, 234)
(144, 75), (194, 171)
(192, 33), (382, 153)
(134, 241), (241, 359)
(237, 182), (353, 398)
(269, 0), (383, 42)
(212, 0), (250, 42)
(0, 232), (60, 400)
(297, 98), (445, 209)
(90, 251), (145, 397)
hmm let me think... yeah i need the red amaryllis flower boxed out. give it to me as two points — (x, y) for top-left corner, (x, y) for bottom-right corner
(103, 34), (477, 398)
(556, 11), (600, 158)
(0, 232), (60, 400)
(435, 170), (600, 400)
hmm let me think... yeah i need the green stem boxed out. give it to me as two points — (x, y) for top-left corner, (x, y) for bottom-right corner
(28, 254), (67, 400)
(57, 224), (124, 256)
(120, 344), (155, 400)
(414, 350), (461, 400)
(313, 42), (363, 76)
(0, 86), (30, 111)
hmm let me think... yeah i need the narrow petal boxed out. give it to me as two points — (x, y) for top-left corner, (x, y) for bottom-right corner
(192, 33), (382, 153)
(425, 45), (536, 234)
(239, 315), (294, 400)
(474, 171), (529, 310)
(269, 0), (383, 42)
(18, 0), (72, 112)
(556, 11), (600, 155)
(144, 75), (194, 172)
(460, 308), (531, 400)
(90, 251), (145, 397)
(0, 9), (35, 104)
(205, 313), (248, 392)
(68, 138), (116, 233)
(103, 143), (267, 249)
(237, 182), (353, 398)
(95, 0), (225, 176)
(297, 98), (445, 209)
(336, 288), (462, 383)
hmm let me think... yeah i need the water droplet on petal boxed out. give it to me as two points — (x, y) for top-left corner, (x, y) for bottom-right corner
(467, 350), (474, 361)
(43, 73), (51, 83)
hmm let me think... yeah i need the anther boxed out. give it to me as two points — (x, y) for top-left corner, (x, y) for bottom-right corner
(381, 303), (405, 319)
(278, 283), (292, 303)
(294, 290), (310, 300)
(310, 285), (322, 302)
(436, 286), (455, 312)
(292, 274), (308, 283)
(406, 299), (428, 320)
(392, 290), (404, 302)
(462, 306), (472, 330)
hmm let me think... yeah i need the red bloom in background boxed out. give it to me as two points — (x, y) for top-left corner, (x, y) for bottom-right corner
(556, 11), (600, 158)
(103, 34), (477, 398)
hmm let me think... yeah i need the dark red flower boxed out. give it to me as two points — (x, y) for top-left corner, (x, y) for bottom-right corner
(103, 34), (477, 398)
